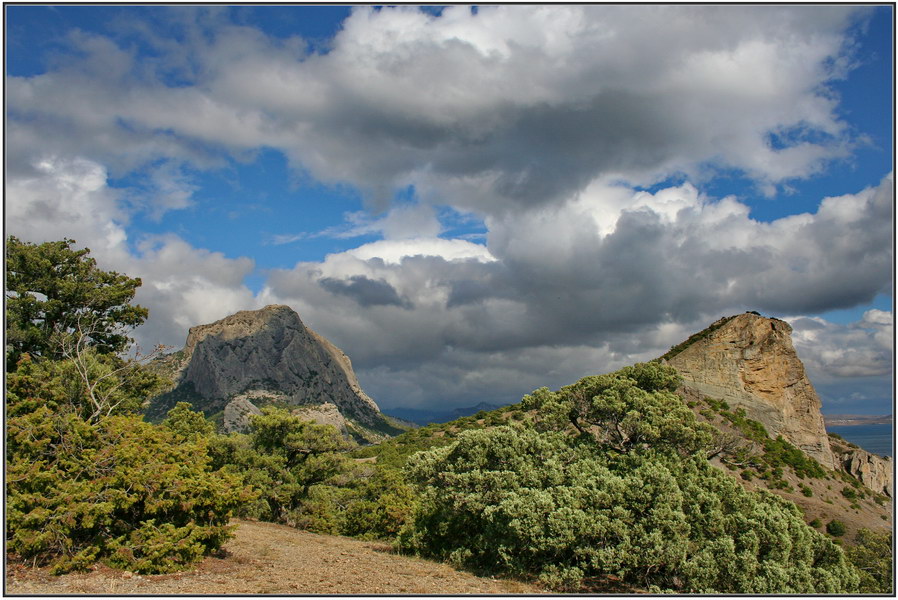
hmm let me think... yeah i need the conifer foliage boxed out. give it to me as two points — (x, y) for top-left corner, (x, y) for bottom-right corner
(400, 364), (861, 593)
(208, 406), (351, 525)
(5, 239), (250, 574)
(6, 237), (148, 371)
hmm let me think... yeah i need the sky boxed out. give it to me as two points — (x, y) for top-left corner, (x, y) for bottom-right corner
(5, 5), (894, 415)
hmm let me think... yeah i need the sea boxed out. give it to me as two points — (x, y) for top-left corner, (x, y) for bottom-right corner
(826, 423), (893, 458)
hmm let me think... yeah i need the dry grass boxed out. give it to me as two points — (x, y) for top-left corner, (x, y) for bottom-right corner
(5, 519), (542, 595)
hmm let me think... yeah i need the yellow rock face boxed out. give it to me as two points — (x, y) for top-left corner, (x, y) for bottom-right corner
(666, 313), (835, 470)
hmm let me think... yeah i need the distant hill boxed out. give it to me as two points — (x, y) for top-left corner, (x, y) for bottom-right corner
(386, 402), (504, 425)
(824, 414), (893, 426)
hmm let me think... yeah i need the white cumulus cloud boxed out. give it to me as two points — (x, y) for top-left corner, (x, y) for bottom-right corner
(4, 156), (260, 351)
(7, 5), (869, 217)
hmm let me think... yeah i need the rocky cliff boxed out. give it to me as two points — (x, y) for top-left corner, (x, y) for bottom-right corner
(664, 313), (836, 470)
(829, 433), (894, 497)
(149, 305), (400, 441)
(664, 312), (893, 497)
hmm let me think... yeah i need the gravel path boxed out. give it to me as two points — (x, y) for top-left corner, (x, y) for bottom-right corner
(5, 519), (542, 595)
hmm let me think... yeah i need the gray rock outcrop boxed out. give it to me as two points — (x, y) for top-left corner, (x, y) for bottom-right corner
(222, 396), (263, 434)
(178, 305), (382, 426)
(840, 450), (893, 497)
(151, 305), (397, 440)
(829, 436), (893, 497)
(294, 402), (349, 437)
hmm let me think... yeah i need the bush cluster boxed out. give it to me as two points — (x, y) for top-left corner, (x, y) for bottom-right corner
(401, 425), (858, 593)
(206, 406), (417, 541)
(399, 364), (861, 593)
(826, 520), (847, 537)
(846, 529), (893, 593)
(5, 239), (250, 574)
(7, 367), (249, 574)
(715, 404), (826, 479)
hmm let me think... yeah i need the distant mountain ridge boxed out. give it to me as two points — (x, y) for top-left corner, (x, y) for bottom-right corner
(386, 402), (504, 426)
(824, 414), (893, 426)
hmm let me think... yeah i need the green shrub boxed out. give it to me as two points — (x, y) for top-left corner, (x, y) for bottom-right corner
(809, 518), (822, 528)
(826, 520), (846, 537)
(484, 412), (505, 427)
(659, 316), (735, 361)
(208, 407), (350, 527)
(706, 398), (729, 412)
(7, 410), (248, 574)
(402, 423), (859, 593)
(288, 485), (349, 534)
(841, 487), (858, 500)
(340, 469), (418, 540)
(800, 484), (814, 497)
(845, 529), (893, 593)
(162, 401), (214, 439)
(761, 437), (826, 479)
(522, 363), (711, 458)
(715, 409), (825, 480)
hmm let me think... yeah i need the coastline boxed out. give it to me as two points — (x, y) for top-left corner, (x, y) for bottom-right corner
(823, 414), (892, 427)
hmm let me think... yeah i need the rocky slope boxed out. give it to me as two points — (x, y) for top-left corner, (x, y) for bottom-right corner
(829, 434), (894, 497)
(664, 313), (836, 469)
(148, 305), (402, 442)
(664, 312), (891, 495)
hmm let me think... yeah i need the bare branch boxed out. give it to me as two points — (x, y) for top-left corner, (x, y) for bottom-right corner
(55, 313), (164, 423)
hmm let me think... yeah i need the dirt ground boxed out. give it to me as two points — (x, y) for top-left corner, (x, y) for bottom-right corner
(5, 519), (542, 595)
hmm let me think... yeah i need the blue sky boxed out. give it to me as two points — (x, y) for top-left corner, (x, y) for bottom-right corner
(6, 5), (893, 414)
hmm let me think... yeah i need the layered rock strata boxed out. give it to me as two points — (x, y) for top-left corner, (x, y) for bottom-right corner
(665, 313), (836, 470)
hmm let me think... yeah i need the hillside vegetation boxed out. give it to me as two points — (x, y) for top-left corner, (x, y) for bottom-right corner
(5, 237), (892, 594)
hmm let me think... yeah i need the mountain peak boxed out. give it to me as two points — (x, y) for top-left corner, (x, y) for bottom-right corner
(151, 305), (398, 442)
(183, 304), (301, 358)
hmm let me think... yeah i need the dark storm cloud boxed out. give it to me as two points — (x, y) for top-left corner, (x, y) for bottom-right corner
(5, 5), (890, 415)
(319, 275), (412, 309)
(259, 173), (892, 413)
